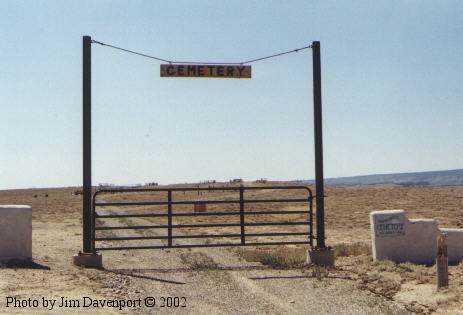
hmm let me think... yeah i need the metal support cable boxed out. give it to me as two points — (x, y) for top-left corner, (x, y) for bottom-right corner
(92, 40), (172, 63)
(91, 39), (312, 65)
(240, 45), (312, 64)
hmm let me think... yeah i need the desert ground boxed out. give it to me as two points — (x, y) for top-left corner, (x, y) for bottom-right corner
(1, 183), (462, 314)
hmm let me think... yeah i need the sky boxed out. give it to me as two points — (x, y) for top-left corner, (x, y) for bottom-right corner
(0, 1), (462, 189)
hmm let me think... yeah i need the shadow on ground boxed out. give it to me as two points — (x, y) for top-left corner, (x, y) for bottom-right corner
(0, 259), (50, 270)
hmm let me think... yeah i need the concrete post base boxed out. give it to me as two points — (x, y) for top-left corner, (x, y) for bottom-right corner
(308, 248), (335, 267)
(73, 252), (103, 269)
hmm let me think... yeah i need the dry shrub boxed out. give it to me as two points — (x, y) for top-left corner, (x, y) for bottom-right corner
(357, 270), (402, 299)
(312, 265), (329, 280)
(435, 294), (460, 306)
(180, 252), (218, 270)
(372, 259), (397, 272)
(334, 242), (370, 257)
(239, 248), (306, 268)
(396, 262), (415, 272)
(414, 269), (431, 284)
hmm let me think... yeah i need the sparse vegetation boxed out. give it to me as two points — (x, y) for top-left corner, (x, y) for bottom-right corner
(334, 242), (370, 257)
(311, 265), (329, 280)
(180, 252), (218, 270)
(239, 248), (306, 268)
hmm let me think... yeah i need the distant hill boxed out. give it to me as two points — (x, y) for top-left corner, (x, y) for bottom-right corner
(307, 169), (463, 187)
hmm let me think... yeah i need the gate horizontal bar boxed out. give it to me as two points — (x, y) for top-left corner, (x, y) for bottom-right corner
(95, 221), (309, 230)
(95, 231), (311, 241)
(94, 185), (312, 194)
(96, 209), (308, 219)
(95, 240), (311, 251)
(94, 198), (309, 207)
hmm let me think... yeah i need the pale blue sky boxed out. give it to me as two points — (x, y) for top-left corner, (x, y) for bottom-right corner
(1, 1), (462, 189)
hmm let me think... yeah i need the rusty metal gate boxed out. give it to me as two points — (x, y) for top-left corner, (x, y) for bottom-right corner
(91, 185), (313, 251)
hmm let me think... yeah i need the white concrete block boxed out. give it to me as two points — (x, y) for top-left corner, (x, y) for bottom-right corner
(404, 219), (439, 264)
(370, 210), (439, 265)
(440, 228), (463, 264)
(0, 205), (32, 261)
(370, 210), (406, 261)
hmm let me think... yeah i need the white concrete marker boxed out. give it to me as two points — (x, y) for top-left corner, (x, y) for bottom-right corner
(371, 210), (463, 265)
(0, 205), (32, 261)
(370, 210), (439, 265)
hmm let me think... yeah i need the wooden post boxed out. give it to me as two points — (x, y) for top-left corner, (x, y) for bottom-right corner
(436, 232), (449, 288)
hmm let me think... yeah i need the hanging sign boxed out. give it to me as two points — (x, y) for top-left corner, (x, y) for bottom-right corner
(160, 64), (251, 78)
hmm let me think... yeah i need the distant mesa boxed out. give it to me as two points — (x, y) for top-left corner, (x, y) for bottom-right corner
(305, 169), (463, 187)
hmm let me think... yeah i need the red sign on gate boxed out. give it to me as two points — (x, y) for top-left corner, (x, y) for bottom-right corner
(194, 203), (207, 213)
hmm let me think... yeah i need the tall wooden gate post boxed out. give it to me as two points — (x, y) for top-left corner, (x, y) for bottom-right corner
(73, 35), (102, 268)
(308, 41), (334, 266)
